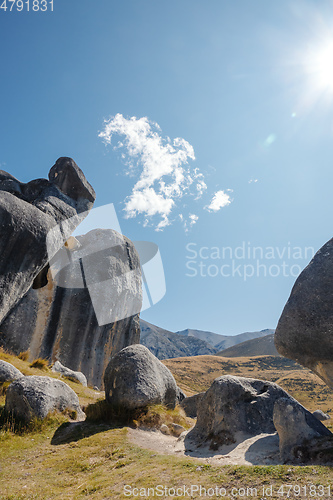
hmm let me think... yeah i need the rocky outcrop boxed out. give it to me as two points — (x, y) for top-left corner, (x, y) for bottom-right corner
(273, 398), (332, 463)
(275, 238), (333, 389)
(0, 229), (142, 389)
(313, 409), (330, 421)
(0, 360), (23, 383)
(185, 375), (296, 449)
(51, 361), (87, 387)
(0, 157), (95, 325)
(104, 344), (178, 410)
(5, 376), (85, 421)
(180, 393), (204, 418)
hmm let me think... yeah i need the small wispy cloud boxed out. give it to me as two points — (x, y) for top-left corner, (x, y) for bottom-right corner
(248, 179), (258, 184)
(205, 190), (233, 213)
(99, 114), (233, 230)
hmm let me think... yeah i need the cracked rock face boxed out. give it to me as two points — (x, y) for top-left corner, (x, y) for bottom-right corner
(185, 375), (297, 449)
(0, 228), (142, 389)
(275, 238), (333, 390)
(0, 157), (95, 324)
(273, 398), (332, 463)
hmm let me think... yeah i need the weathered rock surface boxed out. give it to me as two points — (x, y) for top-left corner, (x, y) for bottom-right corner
(176, 387), (186, 403)
(0, 228), (142, 388)
(0, 360), (23, 383)
(5, 375), (85, 421)
(170, 423), (186, 437)
(160, 424), (170, 435)
(273, 398), (332, 463)
(275, 238), (333, 389)
(185, 375), (296, 449)
(52, 361), (87, 387)
(312, 409), (330, 421)
(180, 393), (204, 418)
(104, 344), (178, 410)
(0, 157), (95, 326)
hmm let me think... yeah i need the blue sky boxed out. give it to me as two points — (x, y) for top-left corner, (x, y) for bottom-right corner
(1, 0), (333, 335)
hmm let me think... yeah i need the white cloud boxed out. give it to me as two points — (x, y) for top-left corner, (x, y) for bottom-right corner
(205, 190), (233, 212)
(248, 179), (258, 184)
(99, 114), (200, 230)
(99, 114), (234, 230)
(189, 213), (199, 225)
(195, 179), (207, 199)
(182, 213), (199, 233)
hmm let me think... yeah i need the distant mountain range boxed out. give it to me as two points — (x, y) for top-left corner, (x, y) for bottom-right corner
(216, 334), (279, 357)
(176, 328), (275, 351)
(140, 319), (276, 360)
(140, 320), (216, 359)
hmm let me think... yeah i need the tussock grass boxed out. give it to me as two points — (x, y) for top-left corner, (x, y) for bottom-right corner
(29, 358), (49, 370)
(0, 381), (11, 397)
(85, 399), (193, 430)
(18, 350), (29, 361)
(0, 406), (67, 437)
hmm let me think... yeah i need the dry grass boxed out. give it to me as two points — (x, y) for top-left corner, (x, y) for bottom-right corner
(18, 351), (29, 361)
(29, 358), (49, 370)
(162, 355), (333, 418)
(85, 399), (193, 431)
(1, 348), (333, 498)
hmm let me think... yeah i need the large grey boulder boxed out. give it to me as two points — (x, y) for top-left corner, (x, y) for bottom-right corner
(52, 361), (87, 387)
(275, 238), (333, 389)
(273, 398), (332, 463)
(0, 360), (23, 383)
(5, 375), (85, 422)
(104, 344), (178, 410)
(0, 228), (142, 389)
(180, 392), (204, 418)
(186, 375), (296, 449)
(0, 157), (95, 327)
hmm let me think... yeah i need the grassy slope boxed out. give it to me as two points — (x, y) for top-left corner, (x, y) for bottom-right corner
(0, 350), (333, 499)
(162, 355), (333, 420)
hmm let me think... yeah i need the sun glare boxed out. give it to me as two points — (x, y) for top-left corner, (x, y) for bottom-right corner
(312, 42), (333, 91)
(305, 40), (333, 95)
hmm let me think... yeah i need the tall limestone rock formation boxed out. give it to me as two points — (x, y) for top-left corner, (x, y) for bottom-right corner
(0, 228), (142, 388)
(0, 157), (95, 324)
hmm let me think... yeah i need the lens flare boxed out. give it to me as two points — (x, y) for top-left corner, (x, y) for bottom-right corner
(310, 41), (333, 92)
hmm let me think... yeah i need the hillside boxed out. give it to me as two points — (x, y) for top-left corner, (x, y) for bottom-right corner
(162, 354), (333, 418)
(139, 319), (217, 359)
(176, 327), (275, 350)
(216, 333), (280, 357)
(1, 348), (333, 498)
(141, 319), (276, 359)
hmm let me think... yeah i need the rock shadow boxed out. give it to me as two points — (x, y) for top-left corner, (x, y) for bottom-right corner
(244, 433), (280, 465)
(183, 434), (240, 459)
(51, 420), (122, 445)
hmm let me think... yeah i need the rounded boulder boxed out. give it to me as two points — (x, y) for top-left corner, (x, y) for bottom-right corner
(5, 375), (85, 421)
(104, 345), (177, 410)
